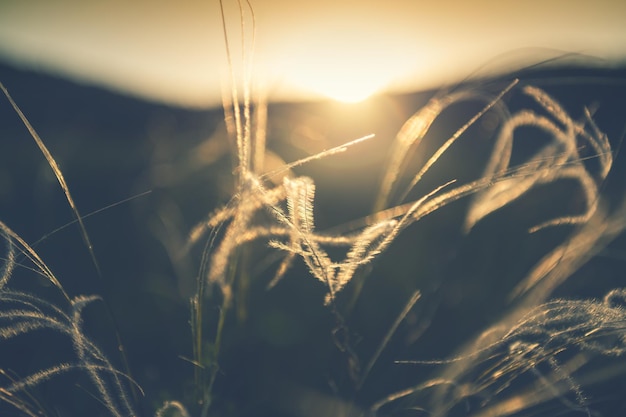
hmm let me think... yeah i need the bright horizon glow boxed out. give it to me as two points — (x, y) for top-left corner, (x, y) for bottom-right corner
(270, 32), (409, 104)
(283, 63), (391, 103)
(0, 1), (624, 108)
(306, 80), (380, 103)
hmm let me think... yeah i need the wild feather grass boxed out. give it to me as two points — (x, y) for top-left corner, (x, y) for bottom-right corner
(1, 1), (626, 416)
(381, 287), (626, 416)
(0, 219), (138, 417)
(184, 39), (626, 415)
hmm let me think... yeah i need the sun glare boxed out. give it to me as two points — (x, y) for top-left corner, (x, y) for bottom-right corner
(303, 77), (382, 103)
(280, 53), (394, 103)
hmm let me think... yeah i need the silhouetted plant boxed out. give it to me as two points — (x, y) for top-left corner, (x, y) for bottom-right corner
(1, 1), (625, 416)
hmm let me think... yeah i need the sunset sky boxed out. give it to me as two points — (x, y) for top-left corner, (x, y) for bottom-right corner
(0, 0), (625, 107)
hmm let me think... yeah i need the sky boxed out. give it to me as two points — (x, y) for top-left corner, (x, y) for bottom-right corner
(0, 0), (625, 107)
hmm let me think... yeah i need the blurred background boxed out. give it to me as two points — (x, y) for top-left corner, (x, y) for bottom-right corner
(1, 1), (626, 417)
(1, 0), (625, 106)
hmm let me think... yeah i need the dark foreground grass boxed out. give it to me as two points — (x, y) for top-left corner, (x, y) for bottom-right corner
(0, 31), (626, 417)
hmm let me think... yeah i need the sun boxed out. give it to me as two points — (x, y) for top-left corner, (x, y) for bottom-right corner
(258, 30), (405, 104)
(300, 75), (383, 103)
(278, 57), (393, 104)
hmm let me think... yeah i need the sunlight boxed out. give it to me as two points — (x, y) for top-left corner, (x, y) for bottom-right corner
(265, 32), (408, 104)
(0, 0), (624, 107)
(315, 81), (378, 103)
(289, 70), (385, 103)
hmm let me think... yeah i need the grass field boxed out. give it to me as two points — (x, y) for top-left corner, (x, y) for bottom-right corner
(1, 33), (626, 417)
